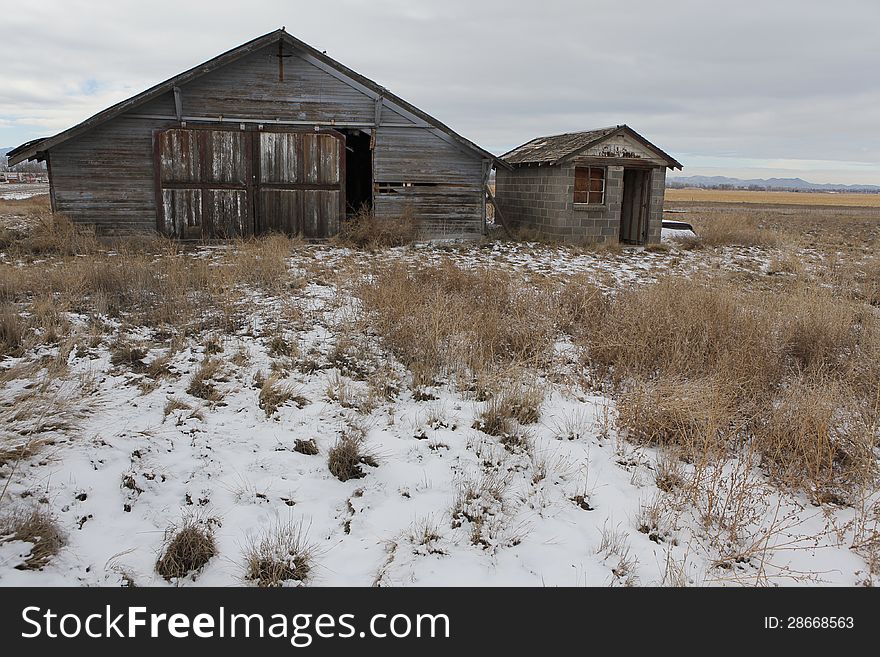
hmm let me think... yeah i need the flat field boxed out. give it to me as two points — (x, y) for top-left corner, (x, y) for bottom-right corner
(666, 187), (880, 207)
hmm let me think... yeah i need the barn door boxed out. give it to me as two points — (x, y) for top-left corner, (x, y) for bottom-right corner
(157, 128), (253, 239)
(256, 131), (344, 238)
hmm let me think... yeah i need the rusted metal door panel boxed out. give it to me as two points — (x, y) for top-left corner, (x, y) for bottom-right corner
(256, 131), (343, 236)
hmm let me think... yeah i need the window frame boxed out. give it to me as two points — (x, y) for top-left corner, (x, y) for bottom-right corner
(573, 166), (606, 205)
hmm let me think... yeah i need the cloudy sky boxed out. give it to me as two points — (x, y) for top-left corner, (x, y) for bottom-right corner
(2, 0), (878, 183)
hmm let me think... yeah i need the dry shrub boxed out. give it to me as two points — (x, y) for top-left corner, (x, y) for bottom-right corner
(755, 378), (875, 504)
(581, 278), (781, 393)
(187, 357), (224, 402)
(336, 207), (415, 250)
(685, 211), (781, 248)
(474, 381), (544, 437)
(0, 304), (25, 358)
(327, 433), (377, 482)
(11, 212), (99, 256)
(0, 507), (65, 570)
(616, 378), (737, 460)
(357, 260), (557, 387)
(155, 518), (216, 580)
(109, 339), (148, 370)
(582, 276), (879, 501)
(294, 438), (319, 455)
(259, 376), (306, 417)
(227, 234), (299, 291)
(554, 274), (606, 336)
(451, 471), (515, 550)
(244, 521), (314, 587)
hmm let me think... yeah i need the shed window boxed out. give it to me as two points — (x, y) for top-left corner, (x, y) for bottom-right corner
(574, 167), (605, 204)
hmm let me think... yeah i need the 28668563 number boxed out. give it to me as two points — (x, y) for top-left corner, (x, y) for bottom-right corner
(764, 617), (854, 629)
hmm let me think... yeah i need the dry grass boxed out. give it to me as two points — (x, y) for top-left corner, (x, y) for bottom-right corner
(258, 375), (307, 417)
(357, 260), (558, 388)
(678, 212), (782, 248)
(335, 207), (416, 250)
(0, 507), (65, 570)
(327, 432), (377, 482)
(584, 277), (879, 502)
(186, 357), (225, 402)
(474, 382), (544, 437)
(243, 521), (314, 587)
(155, 518), (216, 580)
(0, 304), (25, 358)
(293, 438), (319, 455)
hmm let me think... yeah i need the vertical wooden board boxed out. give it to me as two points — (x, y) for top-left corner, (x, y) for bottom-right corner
(259, 132), (300, 183)
(300, 190), (340, 238)
(317, 134), (340, 184)
(208, 131), (247, 183)
(302, 134), (320, 184)
(205, 189), (248, 237)
(322, 190), (340, 236)
(160, 129), (201, 183)
(162, 189), (203, 238)
(259, 190), (302, 234)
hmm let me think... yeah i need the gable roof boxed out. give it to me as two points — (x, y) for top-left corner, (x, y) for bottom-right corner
(500, 125), (682, 169)
(8, 29), (500, 166)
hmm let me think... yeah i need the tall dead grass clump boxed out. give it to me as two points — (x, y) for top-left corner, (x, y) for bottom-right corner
(357, 260), (557, 387)
(0, 304), (25, 357)
(243, 521), (314, 587)
(335, 207), (415, 250)
(226, 234), (299, 291)
(12, 212), (99, 256)
(754, 377), (875, 504)
(155, 518), (216, 580)
(685, 211), (781, 248)
(0, 507), (66, 570)
(581, 277), (879, 501)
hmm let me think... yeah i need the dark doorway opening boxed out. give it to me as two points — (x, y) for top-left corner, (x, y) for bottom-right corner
(341, 129), (373, 216)
(619, 168), (650, 245)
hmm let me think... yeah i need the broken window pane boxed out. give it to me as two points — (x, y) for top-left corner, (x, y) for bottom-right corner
(574, 166), (605, 204)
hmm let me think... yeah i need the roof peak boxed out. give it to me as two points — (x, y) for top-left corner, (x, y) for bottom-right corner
(501, 124), (682, 169)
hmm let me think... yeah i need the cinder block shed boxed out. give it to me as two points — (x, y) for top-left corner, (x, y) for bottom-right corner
(495, 125), (682, 245)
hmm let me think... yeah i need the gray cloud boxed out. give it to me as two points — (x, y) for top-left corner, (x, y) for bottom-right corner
(2, 0), (878, 182)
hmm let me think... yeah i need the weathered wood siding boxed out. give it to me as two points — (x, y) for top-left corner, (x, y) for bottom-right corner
(50, 111), (175, 234)
(46, 42), (486, 238)
(373, 127), (485, 238)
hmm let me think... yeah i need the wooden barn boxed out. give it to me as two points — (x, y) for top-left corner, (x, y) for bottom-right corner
(495, 126), (682, 245)
(7, 29), (498, 240)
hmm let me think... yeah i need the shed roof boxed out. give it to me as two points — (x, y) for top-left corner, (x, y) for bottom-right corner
(8, 29), (501, 167)
(500, 125), (682, 169)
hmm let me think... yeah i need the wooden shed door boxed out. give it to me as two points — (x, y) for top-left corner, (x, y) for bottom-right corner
(157, 128), (253, 239)
(157, 128), (344, 239)
(257, 132), (344, 238)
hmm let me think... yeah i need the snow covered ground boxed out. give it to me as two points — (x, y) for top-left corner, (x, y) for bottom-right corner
(0, 184), (49, 200)
(0, 241), (876, 587)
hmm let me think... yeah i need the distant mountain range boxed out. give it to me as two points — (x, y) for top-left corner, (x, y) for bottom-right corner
(667, 174), (880, 192)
